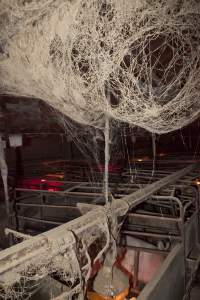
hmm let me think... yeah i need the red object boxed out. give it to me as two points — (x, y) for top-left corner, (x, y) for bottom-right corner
(18, 178), (63, 191)
(90, 259), (102, 278)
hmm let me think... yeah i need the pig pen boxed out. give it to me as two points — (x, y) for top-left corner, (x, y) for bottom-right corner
(137, 244), (184, 300)
(30, 242), (184, 300)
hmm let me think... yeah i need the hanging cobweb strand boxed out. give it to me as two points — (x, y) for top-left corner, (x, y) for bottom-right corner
(0, 0), (200, 133)
(104, 115), (110, 204)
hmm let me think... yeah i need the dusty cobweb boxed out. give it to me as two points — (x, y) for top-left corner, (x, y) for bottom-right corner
(0, 0), (200, 299)
(0, 0), (200, 133)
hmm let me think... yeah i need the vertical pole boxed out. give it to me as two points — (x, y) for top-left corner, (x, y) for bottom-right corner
(15, 146), (24, 185)
(196, 186), (200, 245)
(13, 189), (19, 232)
(104, 115), (109, 204)
(0, 136), (9, 215)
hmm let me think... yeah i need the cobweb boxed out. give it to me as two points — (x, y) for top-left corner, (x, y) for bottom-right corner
(0, 0), (200, 299)
(1, 211), (111, 299)
(0, 0), (200, 133)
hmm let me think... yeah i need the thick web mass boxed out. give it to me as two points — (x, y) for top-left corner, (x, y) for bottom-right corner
(0, 1), (200, 299)
(0, 0), (200, 133)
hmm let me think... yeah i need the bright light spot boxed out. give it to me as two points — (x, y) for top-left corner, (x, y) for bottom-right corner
(47, 173), (64, 179)
(159, 153), (165, 157)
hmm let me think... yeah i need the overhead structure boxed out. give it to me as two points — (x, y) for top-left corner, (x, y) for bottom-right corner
(0, 0), (200, 133)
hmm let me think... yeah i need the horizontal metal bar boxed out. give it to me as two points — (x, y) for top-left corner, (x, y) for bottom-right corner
(118, 163), (199, 211)
(126, 214), (181, 233)
(15, 188), (103, 197)
(121, 230), (181, 240)
(17, 215), (63, 226)
(123, 245), (169, 255)
(128, 213), (180, 223)
(0, 208), (108, 275)
(16, 203), (80, 212)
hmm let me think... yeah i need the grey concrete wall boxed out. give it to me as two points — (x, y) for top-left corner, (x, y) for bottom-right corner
(138, 244), (184, 300)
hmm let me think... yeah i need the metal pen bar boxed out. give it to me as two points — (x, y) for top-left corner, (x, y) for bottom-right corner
(16, 202), (80, 212)
(121, 163), (199, 210)
(17, 215), (63, 226)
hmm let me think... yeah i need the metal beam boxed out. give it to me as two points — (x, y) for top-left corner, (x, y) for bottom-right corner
(112, 163), (199, 215)
(0, 208), (109, 277)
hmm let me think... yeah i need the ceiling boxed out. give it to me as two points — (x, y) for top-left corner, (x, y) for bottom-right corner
(0, 95), (65, 134)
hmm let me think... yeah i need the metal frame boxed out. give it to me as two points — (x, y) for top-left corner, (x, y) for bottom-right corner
(1, 162), (200, 299)
(11, 163), (200, 231)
